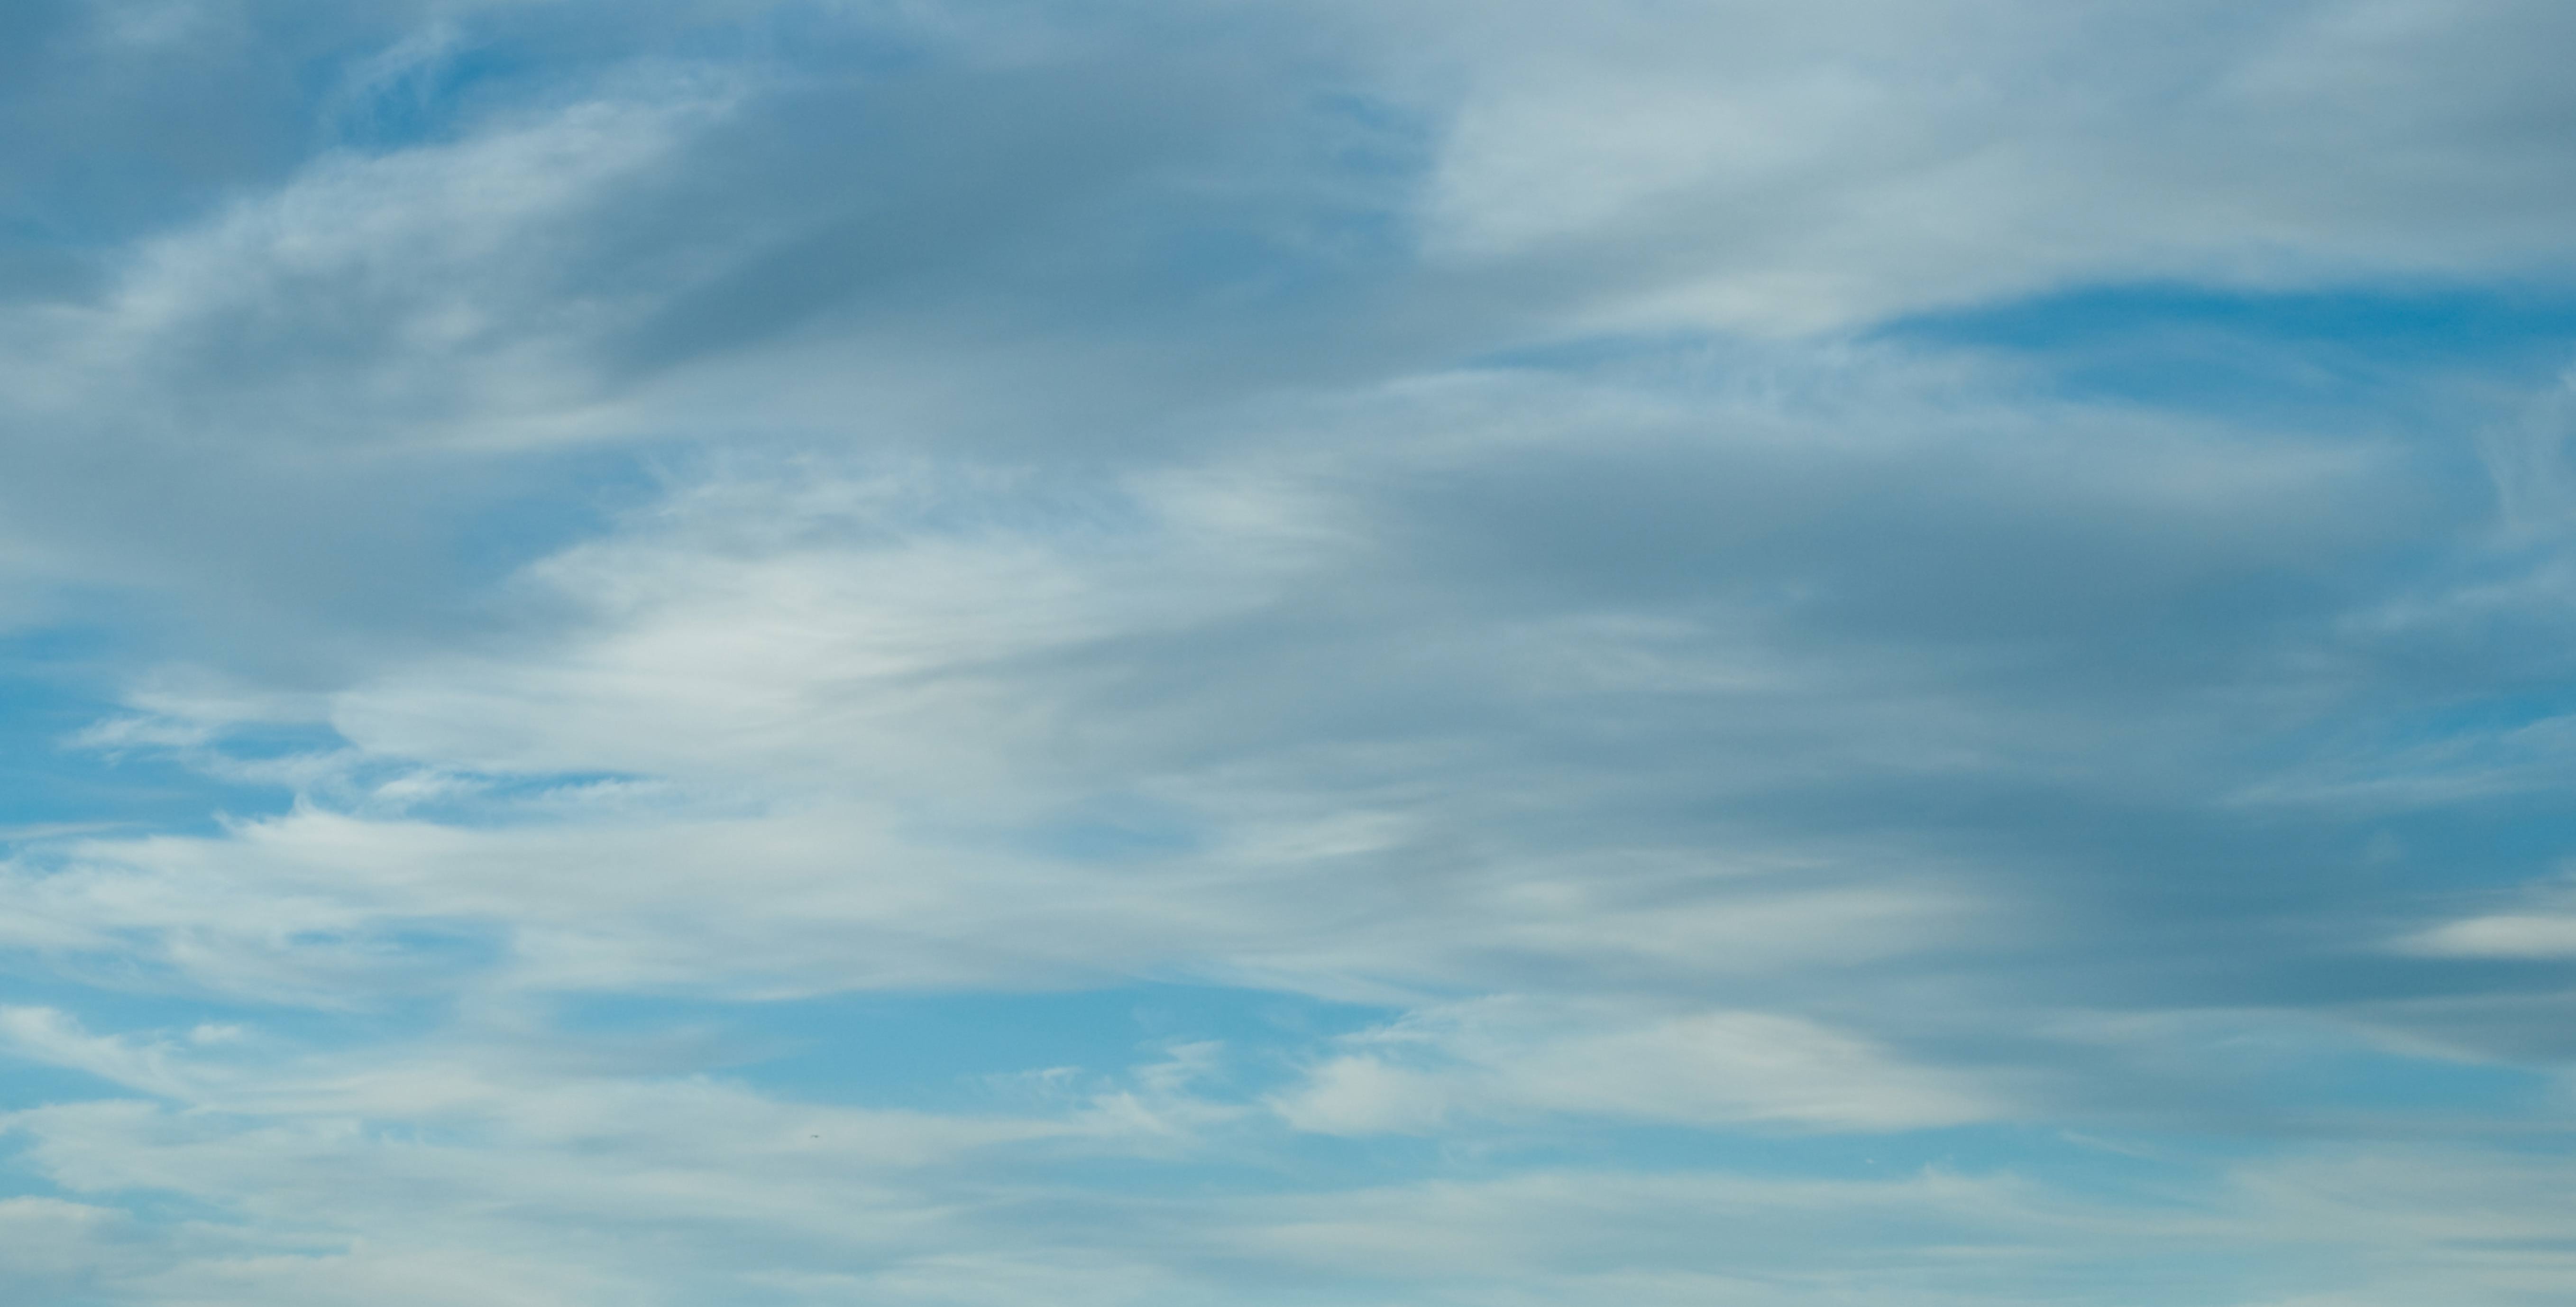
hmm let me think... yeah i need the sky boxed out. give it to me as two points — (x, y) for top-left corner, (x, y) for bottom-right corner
(3, 1), (2576, 1303)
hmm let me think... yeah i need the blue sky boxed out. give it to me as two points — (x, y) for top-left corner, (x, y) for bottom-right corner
(4, 1), (2576, 1303)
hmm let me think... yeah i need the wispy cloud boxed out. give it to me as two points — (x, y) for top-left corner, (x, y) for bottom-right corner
(2, 0), (2576, 1302)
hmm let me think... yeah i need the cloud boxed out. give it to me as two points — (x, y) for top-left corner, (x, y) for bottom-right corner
(3, 1), (2576, 1303)
(1270, 997), (2004, 1134)
(0, 1195), (144, 1302)
(1369, 0), (2576, 332)
(0, 999), (1245, 1305)
(2402, 873), (2576, 960)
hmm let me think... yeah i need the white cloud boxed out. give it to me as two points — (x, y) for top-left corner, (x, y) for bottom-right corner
(1366, 0), (2576, 333)
(2405, 907), (2576, 960)
(2, 3), (2575, 1302)
(1272, 997), (2003, 1135)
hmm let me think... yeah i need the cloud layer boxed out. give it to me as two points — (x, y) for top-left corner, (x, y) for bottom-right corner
(3, 1), (2576, 1303)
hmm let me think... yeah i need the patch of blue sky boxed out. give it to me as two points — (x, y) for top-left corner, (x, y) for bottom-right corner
(1879, 282), (2576, 422)
(0, 968), (453, 1056)
(0, 1141), (87, 1206)
(1898, 282), (2576, 364)
(304, 4), (994, 160)
(2236, 720), (2576, 865)
(2288, 1044), (2564, 1124)
(304, 32), (542, 154)
(0, 1059), (163, 1116)
(555, 984), (1394, 1110)
(19, 657), (654, 828)
(0, 669), (294, 842)
(276, 920), (513, 979)
(1471, 287), (2576, 458)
